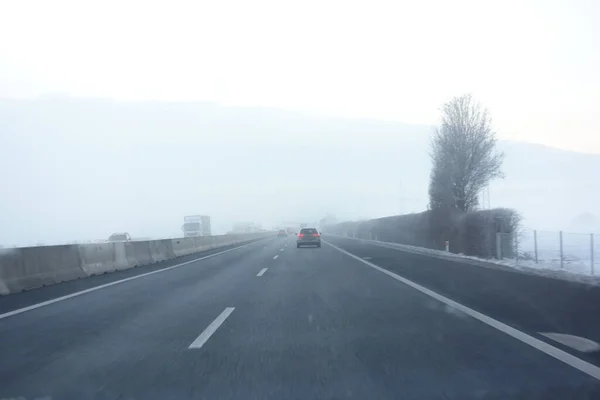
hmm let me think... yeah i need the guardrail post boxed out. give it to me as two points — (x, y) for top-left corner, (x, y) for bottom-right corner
(445, 241), (449, 252)
(534, 230), (538, 264)
(559, 231), (564, 269)
(592, 233), (595, 275)
(496, 233), (502, 259)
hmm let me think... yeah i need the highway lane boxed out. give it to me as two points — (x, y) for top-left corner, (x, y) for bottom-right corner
(325, 235), (600, 365)
(0, 235), (599, 399)
(0, 238), (283, 398)
(0, 239), (267, 315)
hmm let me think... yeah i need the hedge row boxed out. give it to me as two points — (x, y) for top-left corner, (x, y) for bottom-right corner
(324, 208), (520, 259)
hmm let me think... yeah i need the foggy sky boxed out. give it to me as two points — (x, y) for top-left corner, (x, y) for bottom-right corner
(1, 0), (599, 246)
(0, 98), (431, 245)
(1, 0), (599, 152)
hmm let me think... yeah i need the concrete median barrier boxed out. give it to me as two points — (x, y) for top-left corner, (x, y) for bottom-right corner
(0, 245), (86, 295)
(210, 235), (227, 247)
(0, 232), (274, 295)
(218, 234), (237, 247)
(131, 241), (152, 266)
(79, 243), (116, 276)
(124, 242), (138, 266)
(172, 238), (197, 257)
(78, 242), (131, 276)
(148, 240), (175, 263)
(194, 236), (215, 251)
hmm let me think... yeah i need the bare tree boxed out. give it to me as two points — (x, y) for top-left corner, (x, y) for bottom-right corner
(428, 153), (454, 210)
(429, 94), (504, 212)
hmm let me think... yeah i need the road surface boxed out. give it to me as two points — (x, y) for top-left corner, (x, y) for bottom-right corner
(1, 236), (600, 399)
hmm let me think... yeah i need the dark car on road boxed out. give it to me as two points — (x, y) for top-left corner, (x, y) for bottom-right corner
(297, 228), (321, 248)
(277, 229), (288, 238)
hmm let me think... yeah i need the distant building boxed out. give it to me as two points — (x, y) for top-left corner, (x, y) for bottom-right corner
(182, 215), (212, 237)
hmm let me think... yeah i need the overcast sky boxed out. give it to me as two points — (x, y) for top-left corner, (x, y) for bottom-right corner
(1, 0), (599, 153)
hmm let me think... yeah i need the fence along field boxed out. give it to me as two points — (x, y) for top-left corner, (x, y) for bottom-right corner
(512, 230), (599, 276)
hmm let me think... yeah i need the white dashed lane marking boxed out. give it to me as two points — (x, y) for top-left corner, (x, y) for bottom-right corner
(189, 307), (235, 350)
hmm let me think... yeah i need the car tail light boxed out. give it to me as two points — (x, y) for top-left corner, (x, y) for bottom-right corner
(298, 233), (305, 238)
(313, 233), (320, 237)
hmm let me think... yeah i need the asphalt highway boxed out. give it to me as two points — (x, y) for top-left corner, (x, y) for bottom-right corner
(1, 235), (600, 399)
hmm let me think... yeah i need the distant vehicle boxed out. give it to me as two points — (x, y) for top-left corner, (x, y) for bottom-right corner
(296, 228), (321, 248)
(277, 229), (288, 238)
(182, 215), (211, 237)
(107, 232), (132, 242)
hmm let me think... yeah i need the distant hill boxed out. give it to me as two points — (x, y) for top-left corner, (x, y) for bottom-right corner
(0, 97), (598, 245)
(492, 141), (600, 231)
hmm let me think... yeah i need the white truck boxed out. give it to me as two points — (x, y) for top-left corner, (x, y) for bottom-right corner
(182, 215), (211, 237)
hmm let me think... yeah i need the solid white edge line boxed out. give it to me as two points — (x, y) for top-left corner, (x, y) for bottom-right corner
(273, 255), (279, 260)
(0, 241), (260, 321)
(324, 240), (600, 381)
(189, 307), (235, 349)
(257, 268), (268, 277)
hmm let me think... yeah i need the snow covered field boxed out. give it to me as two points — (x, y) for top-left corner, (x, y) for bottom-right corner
(516, 230), (600, 277)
